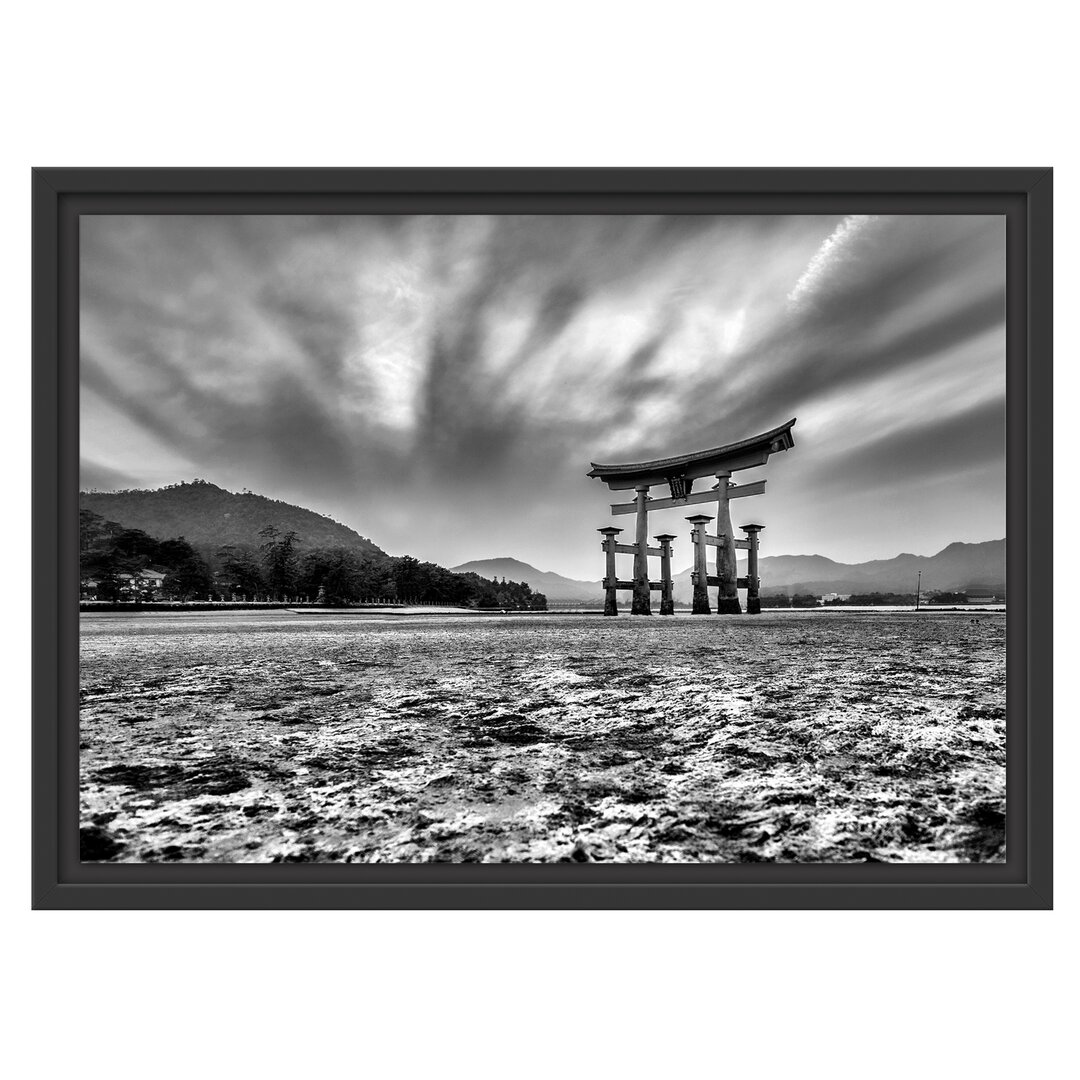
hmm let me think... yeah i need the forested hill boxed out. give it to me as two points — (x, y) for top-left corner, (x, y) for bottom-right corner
(79, 480), (385, 559)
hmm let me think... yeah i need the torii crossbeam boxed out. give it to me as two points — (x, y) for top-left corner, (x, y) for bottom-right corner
(588, 418), (795, 615)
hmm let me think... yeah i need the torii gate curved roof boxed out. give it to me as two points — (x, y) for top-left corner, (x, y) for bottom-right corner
(587, 418), (796, 491)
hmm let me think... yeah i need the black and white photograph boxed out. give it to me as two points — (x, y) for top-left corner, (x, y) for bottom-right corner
(77, 211), (1007, 865)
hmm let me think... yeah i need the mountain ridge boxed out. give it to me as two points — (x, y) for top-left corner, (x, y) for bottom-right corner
(80, 480), (386, 559)
(449, 558), (601, 601)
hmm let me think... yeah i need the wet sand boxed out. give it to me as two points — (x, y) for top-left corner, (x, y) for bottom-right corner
(79, 610), (1006, 863)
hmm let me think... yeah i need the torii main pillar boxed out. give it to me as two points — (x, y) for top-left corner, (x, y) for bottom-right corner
(713, 469), (741, 615)
(631, 485), (652, 615)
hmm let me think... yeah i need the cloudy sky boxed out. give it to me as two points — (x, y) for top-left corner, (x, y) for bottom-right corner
(80, 213), (1005, 580)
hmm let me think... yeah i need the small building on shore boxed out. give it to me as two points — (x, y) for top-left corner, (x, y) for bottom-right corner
(81, 569), (168, 601)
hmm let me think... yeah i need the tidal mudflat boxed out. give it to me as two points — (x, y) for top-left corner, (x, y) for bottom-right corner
(79, 610), (1006, 864)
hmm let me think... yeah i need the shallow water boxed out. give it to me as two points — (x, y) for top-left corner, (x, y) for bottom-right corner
(79, 610), (1006, 864)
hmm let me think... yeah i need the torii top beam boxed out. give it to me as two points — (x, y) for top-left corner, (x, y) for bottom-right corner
(586, 418), (797, 492)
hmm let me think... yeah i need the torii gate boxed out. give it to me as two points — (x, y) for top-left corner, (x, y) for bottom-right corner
(587, 418), (796, 615)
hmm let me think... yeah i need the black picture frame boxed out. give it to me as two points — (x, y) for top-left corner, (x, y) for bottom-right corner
(32, 167), (1053, 910)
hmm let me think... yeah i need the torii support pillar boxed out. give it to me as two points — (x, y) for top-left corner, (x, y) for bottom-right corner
(687, 514), (712, 615)
(631, 485), (652, 615)
(598, 527), (622, 616)
(714, 470), (742, 614)
(655, 533), (676, 615)
(742, 523), (763, 615)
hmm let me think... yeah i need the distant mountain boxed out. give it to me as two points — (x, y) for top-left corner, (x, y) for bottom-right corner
(745, 553), (848, 583)
(454, 541), (1005, 606)
(450, 558), (601, 602)
(669, 539), (1006, 602)
(850, 541), (1006, 590)
(79, 480), (386, 559)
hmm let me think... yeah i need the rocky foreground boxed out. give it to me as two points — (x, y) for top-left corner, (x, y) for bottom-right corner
(79, 611), (1006, 863)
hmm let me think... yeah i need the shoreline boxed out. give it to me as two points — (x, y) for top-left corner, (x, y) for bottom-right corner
(80, 604), (1006, 617)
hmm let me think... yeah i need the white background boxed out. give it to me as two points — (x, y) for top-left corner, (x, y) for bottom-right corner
(1, 2), (1073, 1077)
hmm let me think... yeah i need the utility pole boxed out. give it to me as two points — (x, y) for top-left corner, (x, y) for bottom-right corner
(915, 570), (922, 611)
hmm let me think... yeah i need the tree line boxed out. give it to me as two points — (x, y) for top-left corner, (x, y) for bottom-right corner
(756, 591), (1000, 608)
(762, 592), (935, 607)
(822, 592), (917, 606)
(758, 593), (822, 608)
(80, 511), (546, 610)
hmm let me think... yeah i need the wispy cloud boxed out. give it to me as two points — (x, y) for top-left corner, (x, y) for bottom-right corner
(787, 215), (879, 310)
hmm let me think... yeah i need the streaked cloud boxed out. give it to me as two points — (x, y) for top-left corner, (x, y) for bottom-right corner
(80, 214), (1005, 577)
